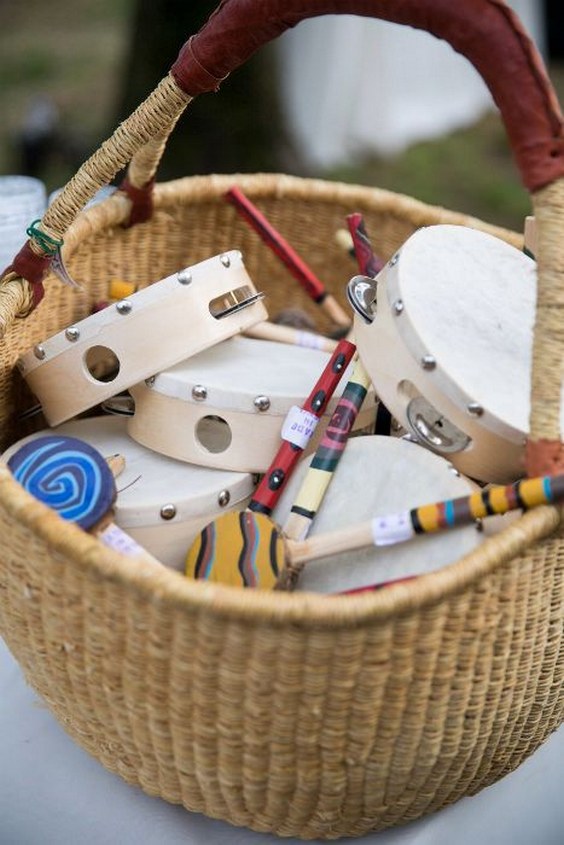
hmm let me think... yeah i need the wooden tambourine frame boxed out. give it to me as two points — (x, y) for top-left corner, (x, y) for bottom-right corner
(351, 224), (539, 483)
(17, 250), (268, 425)
(128, 336), (377, 472)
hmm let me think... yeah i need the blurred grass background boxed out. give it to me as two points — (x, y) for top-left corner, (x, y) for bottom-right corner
(0, 0), (562, 232)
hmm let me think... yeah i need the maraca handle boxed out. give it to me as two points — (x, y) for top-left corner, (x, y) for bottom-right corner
(249, 339), (355, 515)
(226, 186), (351, 328)
(98, 522), (164, 568)
(286, 473), (564, 568)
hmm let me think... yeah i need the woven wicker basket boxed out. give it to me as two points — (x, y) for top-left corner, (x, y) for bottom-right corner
(1, 1), (564, 840)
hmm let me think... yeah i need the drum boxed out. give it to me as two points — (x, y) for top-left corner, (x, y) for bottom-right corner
(1, 416), (256, 571)
(128, 335), (377, 472)
(16, 250), (268, 426)
(271, 435), (482, 594)
(349, 224), (549, 483)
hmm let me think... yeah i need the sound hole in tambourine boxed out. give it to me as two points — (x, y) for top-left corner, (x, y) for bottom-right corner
(84, 346), (121, 383)
(195, 415), (232, 453)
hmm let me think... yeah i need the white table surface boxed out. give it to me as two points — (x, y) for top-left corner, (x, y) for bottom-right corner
(1, 635), (563, 845)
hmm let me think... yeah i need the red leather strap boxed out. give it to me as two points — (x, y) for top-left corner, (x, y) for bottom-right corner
(119, 177), (155, 227)
(4, 242), (50, 309)
(525, 439), (564, 477)
(170, 0), (564, 192)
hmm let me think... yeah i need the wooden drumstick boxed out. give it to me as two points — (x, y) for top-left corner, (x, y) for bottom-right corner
(184, 339), (356, 587)
(277, 473), (564, 586)
(243, 320), (338, 352)
(7, 435), (164, 568)
(226, 186), (351, 330)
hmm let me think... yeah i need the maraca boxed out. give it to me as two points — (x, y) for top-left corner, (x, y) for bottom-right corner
(7, 434), (164, 567)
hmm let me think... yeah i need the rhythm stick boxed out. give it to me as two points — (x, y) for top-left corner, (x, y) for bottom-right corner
(184, 340), (356, 587)
(7, 435), (164, 567)
(346, 213), (385, 278)
(226, 186), (351, 330)
(275, 473), (564, 587)
(244, 320), (338, 352)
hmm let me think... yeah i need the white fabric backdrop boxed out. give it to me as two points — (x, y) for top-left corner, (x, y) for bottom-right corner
(277, 1), (546, 168)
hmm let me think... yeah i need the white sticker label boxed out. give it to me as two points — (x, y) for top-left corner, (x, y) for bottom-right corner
(371, 511), (414, 547)
(99, 523), (144, 557)
(281, 405), (319, 449)
(296, 330), (327, 351)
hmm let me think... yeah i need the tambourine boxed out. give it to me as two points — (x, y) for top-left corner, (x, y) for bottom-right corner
(128, 335), (377, 472)
(17, 250), (268, 426)
(349, 224), (545, 483)
(1, 416), (256, 571)
(271, 434), (482, 593)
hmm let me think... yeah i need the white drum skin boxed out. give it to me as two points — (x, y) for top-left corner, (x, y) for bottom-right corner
(352, 224), (543, 484)
(128, 335), (377, 472)
(1, 416), (256, 572)
(17, 251), (268, 426)
(272, 435), (482, 594)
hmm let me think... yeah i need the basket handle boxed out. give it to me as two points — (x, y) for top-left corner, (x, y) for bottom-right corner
(1, 0), (563, 474)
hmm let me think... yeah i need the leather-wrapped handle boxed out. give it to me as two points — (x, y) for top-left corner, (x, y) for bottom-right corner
(171, 0), (564, 193)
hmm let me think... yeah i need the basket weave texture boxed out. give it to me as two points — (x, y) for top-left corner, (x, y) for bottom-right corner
(0, 173), (563, 839)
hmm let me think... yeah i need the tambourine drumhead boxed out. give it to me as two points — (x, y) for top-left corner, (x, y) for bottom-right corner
(353, 224), (564, 483)
(272, 435), (482, 593)
(17, 251), (268, 427)
(128, 336), (377, 472)
(1, 416), (256, 572)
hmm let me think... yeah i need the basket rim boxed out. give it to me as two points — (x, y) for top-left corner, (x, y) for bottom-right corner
(4, 171), (549, 629)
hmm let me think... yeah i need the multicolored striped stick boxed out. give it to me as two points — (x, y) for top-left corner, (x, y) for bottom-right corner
(184, 340), (356, 588)
(7, 435), (163, 567)
(280, 355), (372, 550)
(226, 186), (351, 330)
(280, 473), (564, 582)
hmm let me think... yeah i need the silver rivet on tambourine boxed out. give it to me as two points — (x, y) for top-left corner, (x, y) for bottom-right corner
(389, 253), (399, 267)
(145, 376), (156, 388)
(220, 253), (231, 268)
(467, 402), (484, 417)
(33, 345), (46, 360)
(115, 300), (132, 315)
(420, 355), (436, 371)
(218, 490), (231, 507)
(160, 504), (177, 520)
(192, 385), (207, 401)
(393, 299), (404, 315)
(254, 395), (271, 412)
(65, 327), (80, 342)
(447, 463), (461, 477)
(177, 269), (192, 285)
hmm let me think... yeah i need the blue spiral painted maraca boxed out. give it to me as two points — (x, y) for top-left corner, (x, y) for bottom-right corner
(7, 435), (116, 529)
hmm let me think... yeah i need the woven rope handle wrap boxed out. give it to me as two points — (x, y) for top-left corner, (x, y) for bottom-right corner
(1, 0), (563, 473)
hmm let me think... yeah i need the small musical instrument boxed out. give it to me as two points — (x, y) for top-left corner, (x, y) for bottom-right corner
(17, 250), (268, 426)
(3, 417), (257, 571)
(128, 335), (376, 472)
(349, 224), (540, 483)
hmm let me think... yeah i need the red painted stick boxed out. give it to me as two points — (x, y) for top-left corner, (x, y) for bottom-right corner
(248, 339), (355, 516)
(346, 212), (385, 278)
(226, 185), (351, 328)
